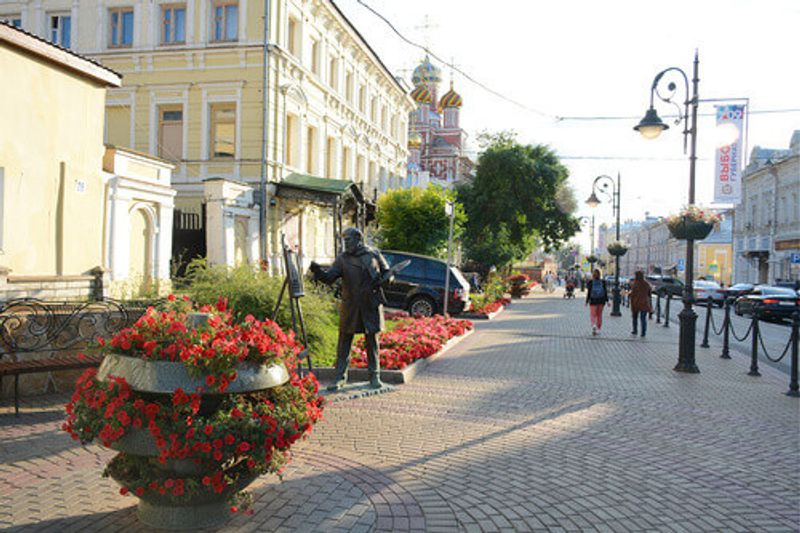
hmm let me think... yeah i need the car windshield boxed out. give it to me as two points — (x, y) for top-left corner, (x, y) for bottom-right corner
(760, 286), (796, 297)
(450, 267), (469, 289)
(730, 284), (752, 290)
(694, 281), (720, 288)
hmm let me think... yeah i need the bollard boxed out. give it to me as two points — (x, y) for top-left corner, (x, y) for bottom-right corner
(788, 311), (799, 397)
(700, 298), (712, 348)
(720, 300), (731, 359)
(656, 293), (662, 324)
(748, 313), (761, 377)
(663, 294), (671, 328)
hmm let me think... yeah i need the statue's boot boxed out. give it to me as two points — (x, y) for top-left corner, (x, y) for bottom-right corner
(327, 379), (347, 392)
(368, 374), (384, 390)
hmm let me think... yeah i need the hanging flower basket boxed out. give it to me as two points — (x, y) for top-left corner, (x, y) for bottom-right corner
(607, 241), (629, 257)
(666, 206), (720, 241)
(586, 255), (599, 264)
(63, 297), (324, 530)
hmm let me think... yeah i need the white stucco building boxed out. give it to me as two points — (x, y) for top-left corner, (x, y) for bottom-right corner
(733, 131), (800, 284)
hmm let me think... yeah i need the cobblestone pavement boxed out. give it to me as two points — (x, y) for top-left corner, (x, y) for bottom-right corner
(2, 290), (798, 532)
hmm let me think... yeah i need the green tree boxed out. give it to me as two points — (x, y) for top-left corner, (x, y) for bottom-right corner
(375, 185), (465, 257)
(458, 132), (579, 269)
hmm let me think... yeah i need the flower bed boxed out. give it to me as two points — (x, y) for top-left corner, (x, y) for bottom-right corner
(62, 296), (324, 529)
(474, 297), (511, 316)
(350, 315), (473, 370)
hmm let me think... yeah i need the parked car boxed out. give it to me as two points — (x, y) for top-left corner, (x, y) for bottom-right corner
(734, 285), (800, 321)
(645, 275), (685, 298)
(724, 283), (755, 300)
(774, 279), (800, 292)
(693, 280), (726, 307)
(381, 250), (471, 317)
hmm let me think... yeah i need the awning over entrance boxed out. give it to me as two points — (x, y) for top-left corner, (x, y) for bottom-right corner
(275, 173), (356, 205)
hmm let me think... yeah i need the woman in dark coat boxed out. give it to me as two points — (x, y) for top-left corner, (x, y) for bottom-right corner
(629, 271), (653, 338)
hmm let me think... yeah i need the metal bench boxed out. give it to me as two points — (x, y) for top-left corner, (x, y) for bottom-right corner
(0, 298), (150, 415)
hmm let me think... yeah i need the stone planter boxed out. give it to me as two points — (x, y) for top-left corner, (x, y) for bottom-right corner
(96, 354), (289, 530)
(668, 219), (714, 240)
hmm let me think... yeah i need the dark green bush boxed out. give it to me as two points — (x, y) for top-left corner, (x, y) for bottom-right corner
(184, 260), (339, 366)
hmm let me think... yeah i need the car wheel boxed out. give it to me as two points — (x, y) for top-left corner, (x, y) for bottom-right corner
(408, 295), (435, 317)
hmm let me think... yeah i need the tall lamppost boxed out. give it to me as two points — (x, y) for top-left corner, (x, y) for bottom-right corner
(634, 51), (700, 373)
(586, 173), (622, 316)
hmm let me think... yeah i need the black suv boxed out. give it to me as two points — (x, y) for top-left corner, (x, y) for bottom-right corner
(381, 250), (470, 317)
(645, 275), (685, 298)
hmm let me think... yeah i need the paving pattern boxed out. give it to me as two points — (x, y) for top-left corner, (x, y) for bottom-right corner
(1, 290), (798, 532)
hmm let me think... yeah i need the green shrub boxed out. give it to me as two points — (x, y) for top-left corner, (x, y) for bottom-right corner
(183, 260), (340, 366)
(469, 272), (509, 310)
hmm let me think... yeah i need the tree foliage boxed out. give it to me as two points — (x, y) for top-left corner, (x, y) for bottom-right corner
(375, 185), (465, 258)
(458, 132), (579, 269)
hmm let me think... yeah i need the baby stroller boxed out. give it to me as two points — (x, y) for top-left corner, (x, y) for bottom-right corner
(564, 282), (576, 299)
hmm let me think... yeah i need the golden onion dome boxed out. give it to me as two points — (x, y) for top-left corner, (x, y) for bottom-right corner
(411, 56), (442, 86)
(408, 132), (423, 149)
(410, 85), (433, 104)
(439, 82), (463, 109)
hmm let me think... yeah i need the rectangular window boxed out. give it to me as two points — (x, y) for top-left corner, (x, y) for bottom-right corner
(158, 106), (183, 161)
(210, 104), (236, 159)
(161, 4), (186, 44)
(1, 15), (22, 27)
(109, 8), (134, 47)
(306, 126), (316, 174)
(49, 14), (71, 48)
(345, 71), (354, 103)
(326, 137), (336, 178)
(328, 56), (338, 90)
(358, 85), (366, 113)
(285, 114), (299, 168)
(370, 98), (377, 122)
(309, 37), (320, 74)
(341, 146), (351, 179)
(211, 1), (238, 42)
(287, 17), (299, 56)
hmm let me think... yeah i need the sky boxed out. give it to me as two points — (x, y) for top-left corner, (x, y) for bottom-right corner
(334, 0), (800, 251)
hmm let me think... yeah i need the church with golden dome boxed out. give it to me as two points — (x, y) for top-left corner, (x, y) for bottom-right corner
(406, 56), (473, 187)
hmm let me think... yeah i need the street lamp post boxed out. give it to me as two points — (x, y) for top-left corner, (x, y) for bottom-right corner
(586, 173), (622, 316)
(634, 51), (701, 373)
(443, 200), (455, 317)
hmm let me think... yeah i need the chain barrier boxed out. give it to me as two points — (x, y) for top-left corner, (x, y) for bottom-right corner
(757, 324), (794, 363)
(708, 303), (726, 336)
(729, 315), (754, 342)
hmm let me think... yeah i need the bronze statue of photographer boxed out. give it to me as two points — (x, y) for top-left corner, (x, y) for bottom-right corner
(309, 228), (393, 391)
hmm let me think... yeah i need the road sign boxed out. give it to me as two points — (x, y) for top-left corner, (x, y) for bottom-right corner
(709, 263), (718, 272)
(791, 253), (800, 265)
(677, 258), (685, 272)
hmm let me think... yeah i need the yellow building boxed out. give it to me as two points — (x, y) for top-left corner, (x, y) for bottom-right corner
(1, 23), (178, 299)
(5, 0), (414, 270)
(696, 242), (733, 286)
(0, 22), (120, 299)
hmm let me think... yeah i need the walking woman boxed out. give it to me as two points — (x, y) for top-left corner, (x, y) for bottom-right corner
(585, 269), (608, 336)
(629, 271), (652, 338)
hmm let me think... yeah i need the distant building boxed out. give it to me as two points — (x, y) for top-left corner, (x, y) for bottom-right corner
(733, 131), (800, 284)
(406, 56), (473, 188)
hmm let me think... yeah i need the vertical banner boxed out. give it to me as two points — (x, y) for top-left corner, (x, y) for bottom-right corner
(714, 104), (745, 204)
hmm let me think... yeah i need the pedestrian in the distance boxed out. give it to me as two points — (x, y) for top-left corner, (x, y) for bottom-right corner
(628, 270), (652, 338)
(585, 269), (608, 336)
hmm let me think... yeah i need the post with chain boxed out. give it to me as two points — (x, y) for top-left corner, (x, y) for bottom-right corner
(720, 299), (731, 359)
(656, 293), (662, 324)
(700, 298), (711, 348)
(663, 294), (671, 328)
(748, 313), (761, 377)
(787, 310), (799, 397)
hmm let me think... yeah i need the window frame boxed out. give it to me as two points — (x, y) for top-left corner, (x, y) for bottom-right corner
(309, 36), (320, 75)
(210, 0), (238, 43)
(49, 12), (71, 48)
(109, 7), (134, 48)
(287, 16), (300, 57)
(209, 103), (237, 160)
(158, 105), (184, 161)
(160, 4), (187, 45)
(1, 14), (22, 28)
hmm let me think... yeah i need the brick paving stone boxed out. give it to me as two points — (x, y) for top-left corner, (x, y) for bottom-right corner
(2, 290), (799, 531)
